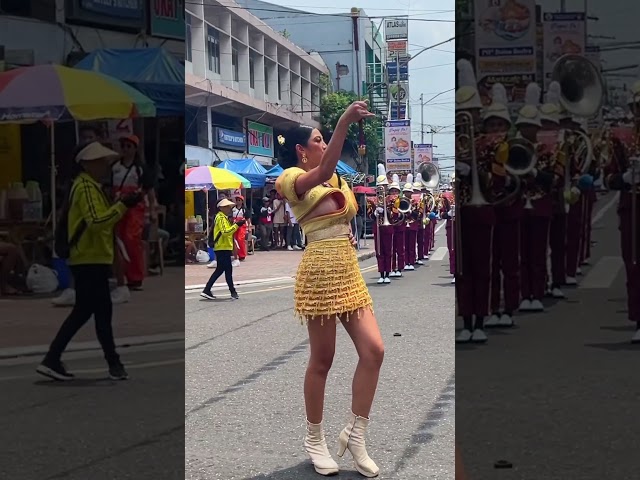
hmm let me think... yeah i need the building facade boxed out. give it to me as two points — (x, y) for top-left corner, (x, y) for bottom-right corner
(185, 0), (329, 167)
(0, 0), (184, 67)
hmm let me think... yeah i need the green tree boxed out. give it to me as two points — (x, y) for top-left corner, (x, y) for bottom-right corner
(319, 90), (381, 175)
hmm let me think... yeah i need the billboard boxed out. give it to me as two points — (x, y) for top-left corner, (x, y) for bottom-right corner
(384, 17), (409, 40)
(542, 12), (586, 88)
(384, 120), (411, 172)
(474, 0), (537, 106)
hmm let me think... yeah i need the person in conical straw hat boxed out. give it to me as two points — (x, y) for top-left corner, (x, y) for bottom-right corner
(605, 68), (640, 342)
(372, 164), (394, 284)
(542, 81), (570, 300)
(414, 173), (428, 264)
(455, 58), (494, 344)
(402, 174), (419, 270)
(389, 173), (406, 277)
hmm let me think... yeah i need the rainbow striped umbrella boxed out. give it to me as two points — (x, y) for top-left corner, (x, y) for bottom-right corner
(0, 64), (155, 122)
(185, 166), (251, 191)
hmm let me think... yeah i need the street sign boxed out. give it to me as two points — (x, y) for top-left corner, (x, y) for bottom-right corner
(384, 17), (409, 40)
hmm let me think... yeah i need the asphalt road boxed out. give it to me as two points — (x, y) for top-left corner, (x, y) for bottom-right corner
(456, 192), (640, 480)
(185, 228), (455, 479)
(0, 342), (185, 480)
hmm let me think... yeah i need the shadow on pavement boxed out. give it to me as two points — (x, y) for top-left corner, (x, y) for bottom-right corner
(241, 462), (362, 480)
(584, 342), (640, 352)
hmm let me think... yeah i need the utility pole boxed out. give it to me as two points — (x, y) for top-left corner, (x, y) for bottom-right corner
(420, 93), (425, 143)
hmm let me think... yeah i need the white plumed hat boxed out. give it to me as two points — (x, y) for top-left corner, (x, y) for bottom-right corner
(515, 82), (542, 127)
(483, 83), (511, 124)
(376, 163), (388, 185)
(540, 81), (561, 124)
(455, 59), (482, 110)
(388, 173), (401, 191)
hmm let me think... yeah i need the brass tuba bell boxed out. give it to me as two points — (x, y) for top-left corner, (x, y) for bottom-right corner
(551, 54), (603, 118)
(417, 161), (441, 190)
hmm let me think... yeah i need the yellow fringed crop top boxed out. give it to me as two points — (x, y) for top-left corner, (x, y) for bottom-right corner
(275, 167), (358, 238)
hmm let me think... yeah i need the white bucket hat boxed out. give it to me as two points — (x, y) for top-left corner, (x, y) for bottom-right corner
(75, 142), (118, 163)
(455, 59), (482, 111)
(217, 198), (235, 208)
(515, 82), (542, 127)
(540, 81), (561, 124)
(483, 83), (511, 124)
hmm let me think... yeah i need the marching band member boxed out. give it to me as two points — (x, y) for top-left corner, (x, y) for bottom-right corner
(429, 195), (438, 253)
(403, 175), (418, 270)
(371, 164), (394, 284)
(455, 59), (496, 343)
(414, 174), (427, 265)
(389, 175), (406, 277)
(604, 86), (640, 343)
(543, 81), (568, 299)
(560, 114), (583, 286)
(441, 189), (455, 283)
(576, 118), (597, 270)
(484, 83), (520, 327)
(517, 82), (555, 312)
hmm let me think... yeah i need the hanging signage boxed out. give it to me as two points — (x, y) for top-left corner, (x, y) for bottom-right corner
(542, 12), (586, 88)
(387, 58), (409, 82)
(414, 144), (433, 164)
(214, 127), (245, 151)
(247, 121), (274, 157)
(384, 17), (409, 41)
(390, 102), (407, 120)
(387, 40), (408, 54)
(149, 0), (185, 39)
(80, 0), (143, 19)
(384, 120), (411, 172)
(474, 0), (537, 106)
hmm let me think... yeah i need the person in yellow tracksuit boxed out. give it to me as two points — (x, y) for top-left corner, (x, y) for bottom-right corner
(201, 198), (246, 300)
(36, 142), (143, 382)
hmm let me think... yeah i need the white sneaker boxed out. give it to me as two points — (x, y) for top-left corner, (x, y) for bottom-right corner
(404, 265), (415, 271)
(485, 314), (500, 327)
(566, 277), (578, 285)
(551, 288), (565, 299)
(111, 286), (130, 305)
(577, 268), (583, 276)
(389, 271), (397, 278)
(498, 314), (514, 327)
(287, 246), (293, 251)
(383, 277), (391, 284)
(231, 259), (240, 267)
(451, 277), (455, 284)
(471, 329), (488, 343)
(582, 258), (591, 266)
(51, 288), (75, 306)
(520, 299), (532, 311)
(456, 329), (472, 343)
(632, 329), (640, 344)
(395, 271), (403, 277)
(207, 261), (217, 269)
(530, 299), (544, 311)
(377, 277), (385, 284)
(416, 260), (424, 265)
(293, 245), (303, 250)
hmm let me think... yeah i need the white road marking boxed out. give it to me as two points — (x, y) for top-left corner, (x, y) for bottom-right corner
(429, 247), (449, 262)
(580, 256), (624, 289)
(592, 192), (619, 225)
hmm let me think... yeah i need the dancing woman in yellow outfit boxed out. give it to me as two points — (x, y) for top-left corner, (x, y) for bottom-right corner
(275, 101), (384, 478)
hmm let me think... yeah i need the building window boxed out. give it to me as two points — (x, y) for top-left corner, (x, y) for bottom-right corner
(249, 56), (255, 89)
(186, 14), (192, 62)
(207, 26), (220, 74)
(278, 73), (282, 101)
(232, 47), (239, 82)
(264, 64), (269, 94)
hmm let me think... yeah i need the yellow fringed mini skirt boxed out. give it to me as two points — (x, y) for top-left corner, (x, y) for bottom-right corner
(294, 237), (373, 324)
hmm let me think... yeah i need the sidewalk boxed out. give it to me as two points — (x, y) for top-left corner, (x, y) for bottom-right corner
(185, 244), (376, 289)
(0, 268), (185, 352)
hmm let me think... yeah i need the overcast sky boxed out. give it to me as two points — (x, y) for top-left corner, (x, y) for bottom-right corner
(266, 0), (455, 169)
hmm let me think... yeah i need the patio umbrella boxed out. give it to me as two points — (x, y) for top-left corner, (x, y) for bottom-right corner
(184, 166), (251, 238)
(0, 64), (155, 121)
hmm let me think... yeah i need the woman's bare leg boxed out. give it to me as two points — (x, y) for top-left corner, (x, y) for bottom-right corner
(341, 308), (385, 418)
(304, 317), (337, 423)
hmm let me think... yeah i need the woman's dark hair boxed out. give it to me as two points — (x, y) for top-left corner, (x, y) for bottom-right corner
(277, 125), (314, 169)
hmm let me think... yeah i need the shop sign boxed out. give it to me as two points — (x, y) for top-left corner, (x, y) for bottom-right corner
(247, 121), (274, 157)
(149, 0), (184, 39)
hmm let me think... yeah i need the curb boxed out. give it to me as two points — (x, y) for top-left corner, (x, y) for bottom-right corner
(185, 250), (376, 291)
(0, 333), (185, 360)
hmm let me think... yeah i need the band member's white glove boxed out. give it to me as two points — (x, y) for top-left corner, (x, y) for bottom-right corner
(622, 169), (640, 185)
(375, 207), (384, 215)
(455, 162), (471, 176)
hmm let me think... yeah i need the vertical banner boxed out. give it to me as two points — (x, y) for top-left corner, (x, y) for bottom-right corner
(413, 144), (433, 175)
(542, 12), (586, 88)
(475, 0), (537, 107)
(384, 120), (412, 172)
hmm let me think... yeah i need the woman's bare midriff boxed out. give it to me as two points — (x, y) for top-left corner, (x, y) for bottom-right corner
(303, 191), (346, 223)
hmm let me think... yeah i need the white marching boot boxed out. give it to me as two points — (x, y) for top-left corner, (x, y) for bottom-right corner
(337, 412), (379, 477)
(305, 420), (339, 476)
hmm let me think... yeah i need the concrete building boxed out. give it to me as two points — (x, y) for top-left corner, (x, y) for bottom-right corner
(0, 0), (184, 67)
(237, 0), (387, 115)
(185, 0), (329, 167)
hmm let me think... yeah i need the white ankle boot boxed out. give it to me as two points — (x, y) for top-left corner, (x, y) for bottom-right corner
(337, 412), (379, 477)
(304, 420), (339, 476)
